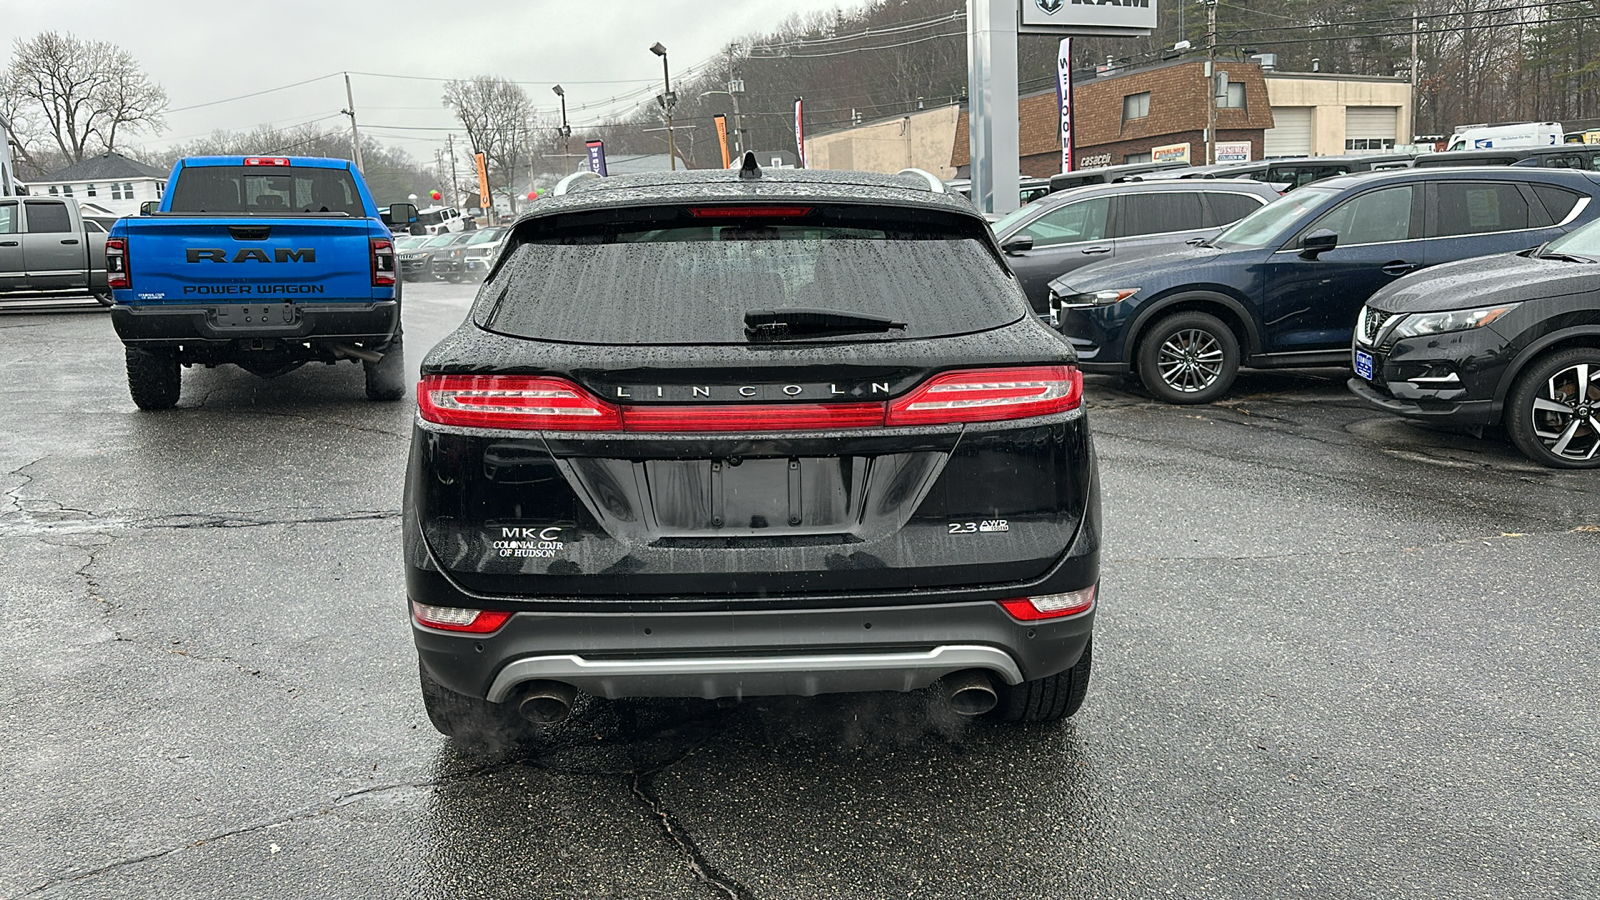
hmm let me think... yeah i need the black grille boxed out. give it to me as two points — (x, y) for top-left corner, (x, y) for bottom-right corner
(1359, 305), (1392, 345)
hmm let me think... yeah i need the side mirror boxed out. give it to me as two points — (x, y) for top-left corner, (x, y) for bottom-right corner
(1299, 228), (1338, 260)
(388, 201), (417, 225)
(139, 201), (158, 216)
(1000, 235), (1035, 254)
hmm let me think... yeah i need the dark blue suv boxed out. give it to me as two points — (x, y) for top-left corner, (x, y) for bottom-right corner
(1049, 168), (1600, 403)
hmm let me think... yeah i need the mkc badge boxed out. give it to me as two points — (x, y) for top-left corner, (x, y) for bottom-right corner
(1036, 0), (1063, 13)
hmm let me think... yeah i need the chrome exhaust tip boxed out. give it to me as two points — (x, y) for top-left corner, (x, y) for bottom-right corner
(515, 680), (578, 724)
(942, 669), (998, 716)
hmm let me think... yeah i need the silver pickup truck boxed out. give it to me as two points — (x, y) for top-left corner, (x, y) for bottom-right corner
(0, 196), (110, 310)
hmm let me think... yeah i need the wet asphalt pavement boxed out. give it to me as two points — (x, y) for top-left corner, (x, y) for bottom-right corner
(1, 281), (1597, 899)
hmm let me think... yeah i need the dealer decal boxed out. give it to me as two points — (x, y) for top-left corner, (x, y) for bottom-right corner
(492, 526), (565, 558)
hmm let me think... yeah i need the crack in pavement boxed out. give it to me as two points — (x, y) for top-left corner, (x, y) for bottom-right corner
(0, 508), (400, 538)
(630, 769), (753, 900)
(1, 457), (46, 517)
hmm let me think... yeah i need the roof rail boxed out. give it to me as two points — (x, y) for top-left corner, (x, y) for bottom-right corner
(896, 168), (946, 193)
(552, 170), (602, 196)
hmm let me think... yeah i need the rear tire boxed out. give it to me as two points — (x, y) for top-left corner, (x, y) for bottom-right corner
(1506, 347), (1600, 469)
(1136, 311), (1240, 404)
(993, 638), (1092, 725)
(419, 663), (529, 744)
(125, 347), (181, 410)
(363, 333), (407, 401)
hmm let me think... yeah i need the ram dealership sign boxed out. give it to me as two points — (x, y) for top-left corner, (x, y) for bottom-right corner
(1020, 0), (1157, 34)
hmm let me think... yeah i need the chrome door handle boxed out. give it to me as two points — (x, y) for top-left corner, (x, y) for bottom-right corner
(1381, 261), (1419, 276)
(1080, 246), (1111, 255)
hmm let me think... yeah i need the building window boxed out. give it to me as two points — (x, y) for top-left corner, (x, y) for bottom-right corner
(62, 184), (73, 197)
(1122, 92), (1150, 122)
(86, 183), (97, 197)
(48, 186), (59, 195)
(156, 182), (164, 197)
(1345, 137), (1396, 151)
(110, 184), (123, 199)
(1220, 82), (1247, 110)
(125, 182), (135, 196)
(1124, 151), (1153, 164)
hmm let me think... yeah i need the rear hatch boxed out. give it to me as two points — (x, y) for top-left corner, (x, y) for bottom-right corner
(412, 200), (1092, 600)
(125, 162), (377, 303)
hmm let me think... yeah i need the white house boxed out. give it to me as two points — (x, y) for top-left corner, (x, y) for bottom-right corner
(32, 152), (170, 217)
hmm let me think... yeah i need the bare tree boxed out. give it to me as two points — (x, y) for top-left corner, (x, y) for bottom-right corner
(442, 76), (536, 214)
(0, 31), (167, 169)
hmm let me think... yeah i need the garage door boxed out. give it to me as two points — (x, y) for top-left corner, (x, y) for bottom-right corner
(1345, 107), (1398, 151)
(1265, 107), (1313, 156)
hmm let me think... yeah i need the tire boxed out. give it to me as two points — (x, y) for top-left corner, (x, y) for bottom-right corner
(993, 638), (1092, 725)
(125, 347), (181, 410)
(363, 332), (407, 401)
(1506, 347), (1600, 469)
(418, 662), (530, 744)
(1136, 311), (1240, 404)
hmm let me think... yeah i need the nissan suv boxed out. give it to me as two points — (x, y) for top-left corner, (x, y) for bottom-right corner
(404, 157), (1101, 743)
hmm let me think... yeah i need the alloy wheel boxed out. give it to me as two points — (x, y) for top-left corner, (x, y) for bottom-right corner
(1529, 362), (1600, 462)
(1156, 328), (1225, 393)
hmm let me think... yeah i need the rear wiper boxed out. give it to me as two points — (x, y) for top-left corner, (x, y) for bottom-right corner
(744, 307), (907, 341)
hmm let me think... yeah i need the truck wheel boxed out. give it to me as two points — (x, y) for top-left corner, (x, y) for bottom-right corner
(125, 347), (181, 410)
(1136, 311), (1240, 404)
(1506, 348), (1600, 468)
(419, 663), (529, 744)
(363, 333), (407, 401)
(992, 639), (1092, 725)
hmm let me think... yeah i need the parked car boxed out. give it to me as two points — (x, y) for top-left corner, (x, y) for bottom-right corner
(414, 204), (466, 235)
(1412, 145), (1600, 170)
(457, 225), (510, 280)
(1446, 122), (1562, 151)
(405, 158), (1100, 743)
(1349, 216), (1600, 468)
(426, 230), (485, 282)
(0, 195), (110, 310)
(401, 232), (471, 281)
(1047, 161), (1191, 192)
(992, 178), (1280, 313)
(1048, 167), (1600, 403)
(1166, 154), (1415, 190)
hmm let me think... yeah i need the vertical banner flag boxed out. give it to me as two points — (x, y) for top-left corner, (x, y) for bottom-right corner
(794, 97), (806, 168)
(473, 151), (491, 210)
(714, 114), (731, 169)
(585, 140), (608, 176)
(1056, 38), (1074, 174)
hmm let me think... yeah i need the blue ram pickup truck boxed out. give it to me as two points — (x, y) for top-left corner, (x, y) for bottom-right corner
(107, 156), (414, 409)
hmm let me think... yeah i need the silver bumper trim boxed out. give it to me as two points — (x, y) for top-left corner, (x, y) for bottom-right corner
(485, 644), (1025, 702)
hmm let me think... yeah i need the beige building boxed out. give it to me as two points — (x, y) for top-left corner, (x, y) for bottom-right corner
(805, 105), (961, 180)
(1262, 72), (1413, 157)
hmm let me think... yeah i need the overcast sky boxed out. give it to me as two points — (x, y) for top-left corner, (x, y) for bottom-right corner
(1, 0), (851, 159)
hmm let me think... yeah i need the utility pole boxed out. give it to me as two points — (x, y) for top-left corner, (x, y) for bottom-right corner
(1410, 7), (1420, 141)
(1205, 0), (1218, 165)
(342, 73), (366, 173)
(552, 84), (572, 174)
(445, 133), (461, 210)
(727, 46), (746, 155)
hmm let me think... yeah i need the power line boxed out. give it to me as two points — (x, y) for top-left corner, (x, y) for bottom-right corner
(166, 73), (341, 113)
(748, 30), (965, 60)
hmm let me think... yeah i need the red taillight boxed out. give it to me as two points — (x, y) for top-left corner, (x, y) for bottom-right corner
(688, 205), (813, 218)
(886, 365), (1081, 426)
(244, 157), (290, 166)
(411, 601), (512, 634)
(418, 375), (624, 430)
(622, 402), (885, 432)
(106, 238), (129, 290)
(371, 238), (395, 287)
(1000, 585), (1096, 621)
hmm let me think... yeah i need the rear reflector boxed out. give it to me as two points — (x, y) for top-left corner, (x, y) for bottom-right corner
(689, 205), (813, 218)
(105, 238), (129, 290)
(411, 601), (513, 634)
(244, 157), (290, 166)
(417, 366), (1083, 432)
(886, 365), (1082, 425)
(999, 585), (1096, 621)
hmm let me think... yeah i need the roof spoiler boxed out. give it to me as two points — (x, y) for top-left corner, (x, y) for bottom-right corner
(553, 170), (602, 196)
(896, 168), (946, 193)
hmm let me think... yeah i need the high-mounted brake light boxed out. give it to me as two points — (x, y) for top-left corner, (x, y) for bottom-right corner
(886, 365), (1082, 426)
(244, 157), (291, 166)
(622, 403), (885, 432)
(411, 601), (513, 634)
(688, 205), (813, 218)
(105, 238), (129, 290)
(370, 238), (395, 287)
(1000, 585), (1096, 621)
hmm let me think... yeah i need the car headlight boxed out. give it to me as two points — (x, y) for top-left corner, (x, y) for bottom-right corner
(1392, 304), (1518, 339)
(1055, 288), (1140, 309)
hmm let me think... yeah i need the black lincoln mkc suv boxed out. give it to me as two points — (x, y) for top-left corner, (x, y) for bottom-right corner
(403, 156), (1101, 743)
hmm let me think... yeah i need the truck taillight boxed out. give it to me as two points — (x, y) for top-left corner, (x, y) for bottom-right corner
(244, 157), (290, 166)
(106, 238), (129, 290)
(370, 238), (395, 287)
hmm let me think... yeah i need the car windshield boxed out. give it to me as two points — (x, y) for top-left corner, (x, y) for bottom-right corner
(1211, 187), (1341, 249)
(1540, 216), (1600, 258)
(990, 203), (1040, 236)
(422, 234), (458, 248)
(465, 228), (506, 245)
(395, 236), (425, 249)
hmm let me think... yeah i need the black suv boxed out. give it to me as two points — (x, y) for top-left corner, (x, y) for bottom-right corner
(1349, 216), (1600, 468)
(1050, 168), (1600, 403)
(404, 158), (1101, 742)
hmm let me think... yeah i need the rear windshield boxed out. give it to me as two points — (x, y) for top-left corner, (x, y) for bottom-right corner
(168, 165), (363, 216)
(478, 206), (1025, 345)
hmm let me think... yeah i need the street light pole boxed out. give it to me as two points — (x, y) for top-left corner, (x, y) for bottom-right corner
(651, 42), (678, 171)
(552, 84), (572, 174)
(1205, 0), (1218, 165)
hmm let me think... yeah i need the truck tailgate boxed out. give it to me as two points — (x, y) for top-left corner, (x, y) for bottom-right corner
(122, 218), (375, 304)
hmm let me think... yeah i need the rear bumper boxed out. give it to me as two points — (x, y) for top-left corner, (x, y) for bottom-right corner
(111, 301), (399, 345)
(415, 597), (1095, 703)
